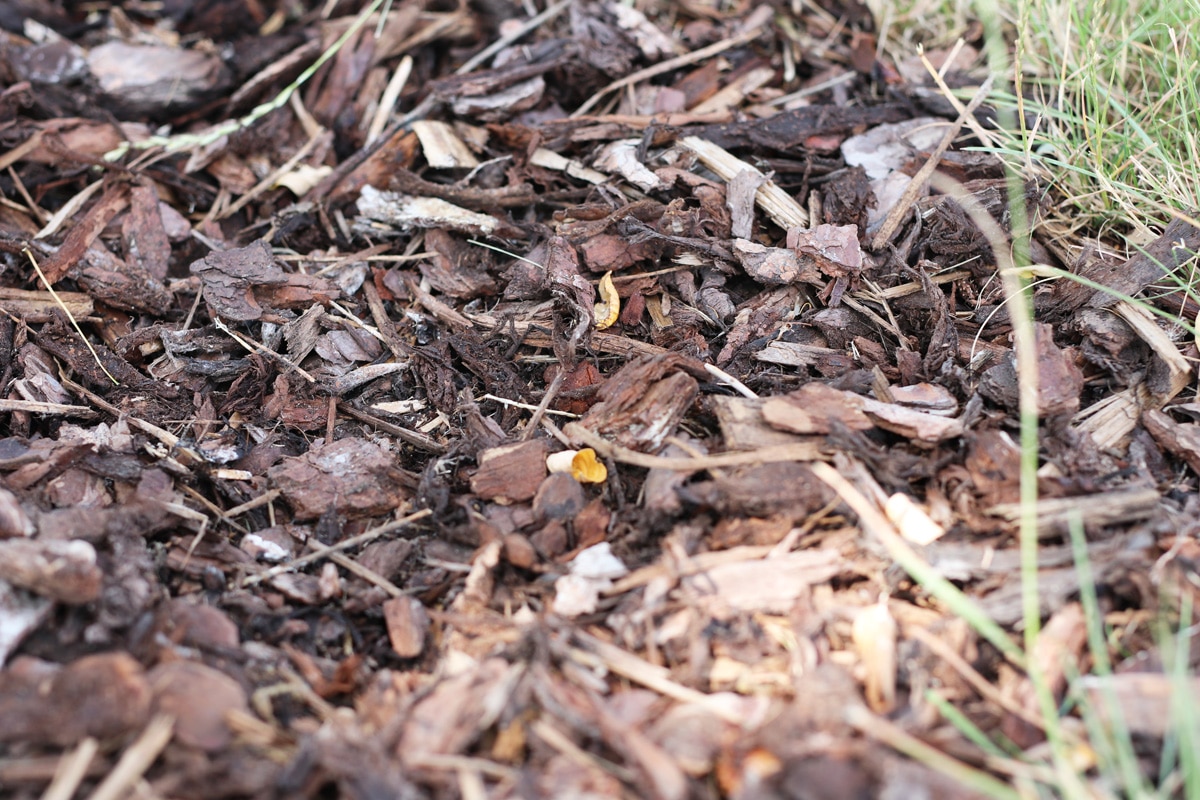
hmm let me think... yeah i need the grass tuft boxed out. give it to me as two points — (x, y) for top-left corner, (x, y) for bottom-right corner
(868, 0), (1200, 796)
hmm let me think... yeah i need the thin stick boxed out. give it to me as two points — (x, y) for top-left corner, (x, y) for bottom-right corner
(521, 368), (566, 441)
(456, 0), (573, 76)
(367, 55), (413, 145)
(703, 363), (758, 399)
(679, 136), (809, 229)
(845, 706), (1022, 800)
(277, 251), (434, 263)
(481, 393), (580, 419)
(919, 46), (999, 149)
(212, 317), (316, 383)
(339, 403), (447, 453)
(0, 399), (97, 417)
(39, 738), (98, 800)
(218, 126), (327, 219)
(304, 537), (412, 598)
(242, 508), (432, 586)
(34, 180), (103, 240)
(222, 489), (282, 520)
(6, 165), (49, 224)
(22, 248), (119, 385)
(571, 6), (773, 118)
(83, 715), (174, 800)
(564, 422), (823, 469)
(870, 74), (994, 250)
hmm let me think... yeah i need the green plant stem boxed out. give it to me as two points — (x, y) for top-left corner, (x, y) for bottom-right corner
(105, 0), (386, 160)
(846, 706), (1024, 800)
(1069, 515), (1149, 797)
(970, 5), (1090, 797)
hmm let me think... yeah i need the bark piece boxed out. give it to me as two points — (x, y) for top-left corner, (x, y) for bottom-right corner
(761, 383), (874, 435)
(534, 472), (586, 522)
(0, 653), (151, 745)
(727, 168), (766, 239)
(1051, 213), (1200, 313)
(123, 183), (172, 281)
(679, 135), (809, 230)
(411, 119), (480, 168)
(38, 182), (130, 283)
(157, 598), (240, 652)
(87, 41), (231, 117)
(788, 223), (864, 281)
(398, 657), (517, 761)
(471, 440), (549, 503)
(682, 461), (833, 518)
(711, 395), (817, 450)
(1074, 307), (1147, 384)
(820, 165), (875, 230)
(682, 103), (911, 151)
(593, 139), (665, 192)
(150, 660), (248, 751)
(577, 233), (662, 273)
(1143, 409), (1200, 475)
(452, 75), (546, 120)
(190, 240), (339, 321)
(8, 38), (88, 83)
(0, 538), (101, 603)
(861, 397), (964, 443)
(268, 437), (410, 522)
(683, 549), (841, 614)
(578, 353), (705, 452)
(0, 287), (93, 322)
(330, 128), (420, 203)
(1078, 673), (1200, 737)
(546, 236), (594, 368)
(74, 241), (173, 315)
(979, 323), (1084, 416)
(355, 186), (522, 238)
(733, 239), (819, 286)
(383, 596), (429, 658)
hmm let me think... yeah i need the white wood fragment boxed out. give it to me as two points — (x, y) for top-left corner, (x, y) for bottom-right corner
(356, 185), (499, 235)
(411, 119), (480, 168)
(593, 139), (665, 192)
(679, 136), (809, 229)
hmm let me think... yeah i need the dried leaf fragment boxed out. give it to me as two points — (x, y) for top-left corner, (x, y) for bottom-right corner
(547, 448), (608, 483)
(571, 448), (608, 484)
(594, 271), (620, 330)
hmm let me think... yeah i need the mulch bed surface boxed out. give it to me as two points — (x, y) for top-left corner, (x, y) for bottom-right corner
(1, 1), (1198, 797)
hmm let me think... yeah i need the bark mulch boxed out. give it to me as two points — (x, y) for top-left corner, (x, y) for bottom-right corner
(1, 1), (1198, 797)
